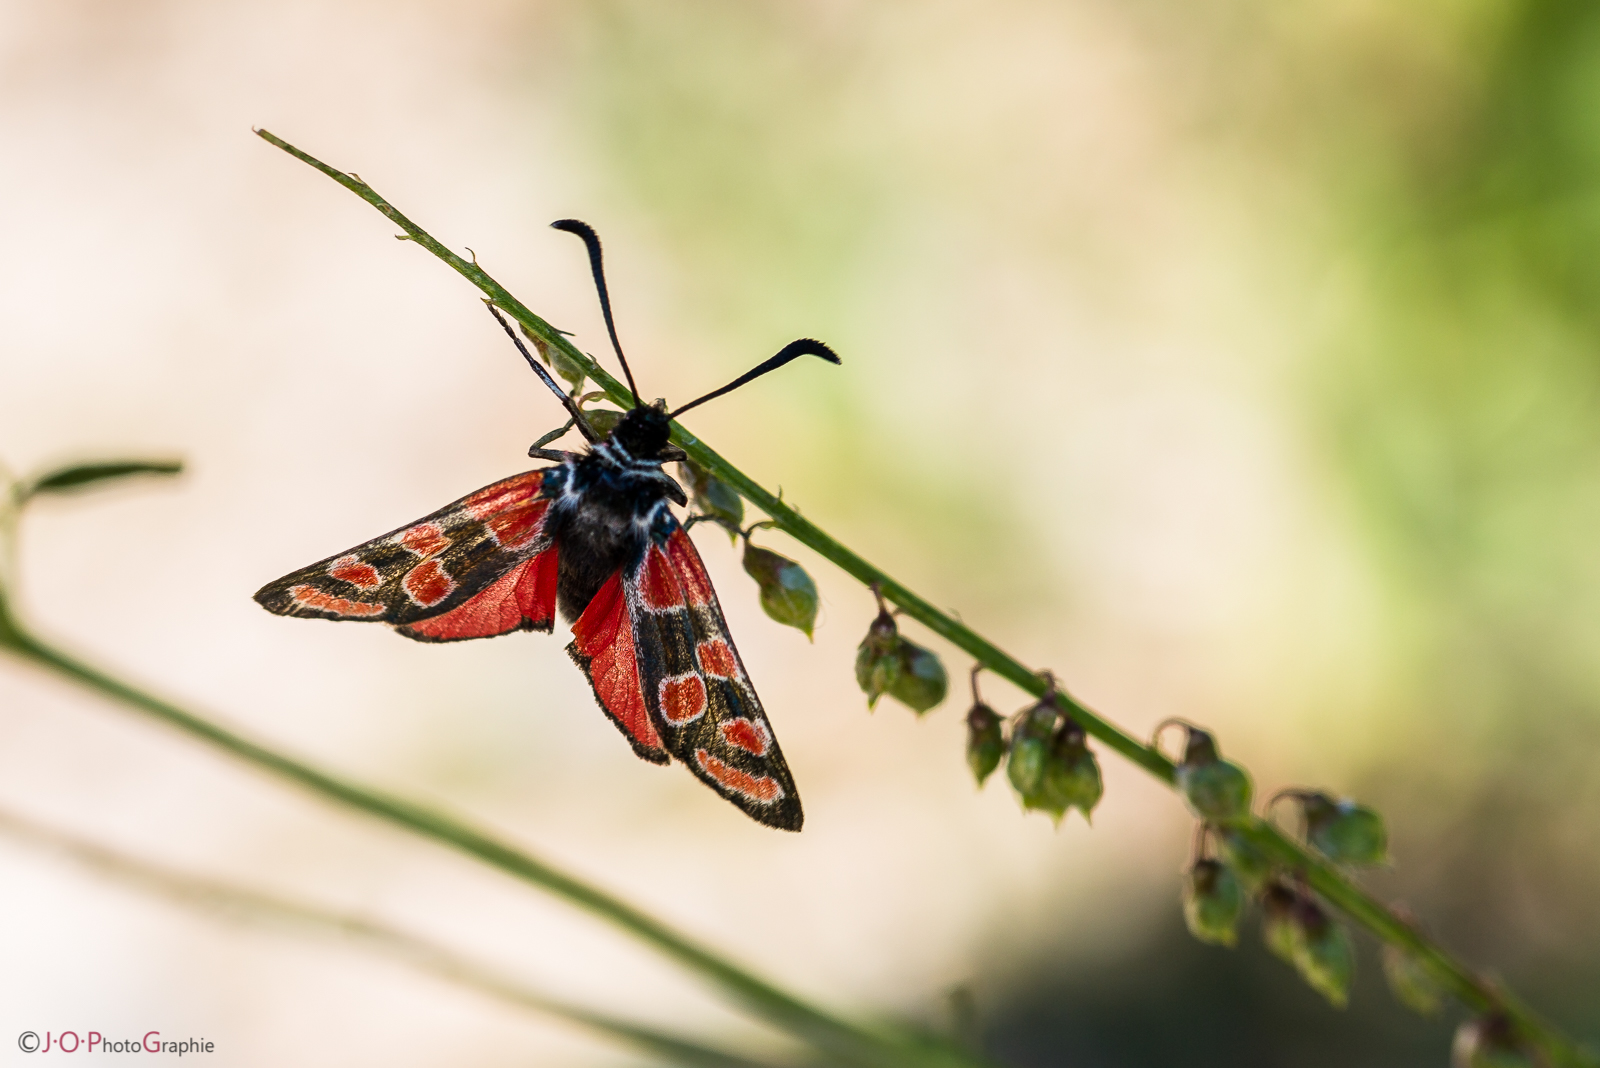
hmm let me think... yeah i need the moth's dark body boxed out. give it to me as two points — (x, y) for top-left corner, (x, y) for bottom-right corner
(542, 422), (680, 622)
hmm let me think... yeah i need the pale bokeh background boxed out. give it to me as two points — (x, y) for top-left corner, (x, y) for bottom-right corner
(3, 1), (1598, 1065)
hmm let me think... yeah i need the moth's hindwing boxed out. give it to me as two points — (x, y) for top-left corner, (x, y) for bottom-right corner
(618, 522), (803, 830)
(254, 469), (558, 640)
(568, 572), (671, 765)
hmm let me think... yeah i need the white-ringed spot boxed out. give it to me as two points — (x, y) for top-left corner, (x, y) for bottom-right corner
(327, 555), (381, 590)
(290, 585), (385, 617)
(697, 639), (737, 678)
(694, 749), (783, 803)
(719, 718), (771, 756)
(658, 673), (707, 725)
(397, 523), (450, 557)
(402, 559), (455, 607)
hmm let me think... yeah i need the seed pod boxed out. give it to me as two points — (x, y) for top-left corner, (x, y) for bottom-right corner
(520, 323), (587, 389)
(1300, 792), (1388, 867)
(1039, 716), (1102, 824)
(1452, 1015), (1534, 1068)
(1214, 826), (1274, 892)
(890, 639), (948, 713)
(965, 702), (1005, 787)
(1381, 943), (1444, 1017)
(1259, 881), (1300, 964)
(1173, 727), (1253, 825)
(1006, 700), (1055, 804)
(742, 543), (819, 639)
(681, 459), (745, 531)
(1290, 895), (1355, 1008)
(855, 609), (903, 710)
(1183, 858), (1244, 947)
(583, 408), (625, 438)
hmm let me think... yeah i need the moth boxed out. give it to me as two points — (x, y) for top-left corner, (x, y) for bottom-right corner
(255, 220), (839, 831)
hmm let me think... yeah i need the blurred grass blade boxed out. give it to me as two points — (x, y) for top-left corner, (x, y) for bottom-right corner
(0, 807), (789, 1068)
(0, 623), (988, 1068)
(22, 460), (182, 501)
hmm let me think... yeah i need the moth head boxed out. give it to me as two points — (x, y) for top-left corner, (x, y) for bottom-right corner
(611, 401), (672, 458)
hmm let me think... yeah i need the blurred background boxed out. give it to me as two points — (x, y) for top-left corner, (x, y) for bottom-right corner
(2, 0), (1598, 1064)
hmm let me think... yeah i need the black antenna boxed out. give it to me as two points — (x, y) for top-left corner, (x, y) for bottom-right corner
(483, 302), (600, 443)
(669, 339), (841, 419)
(550, 219), (642, 408)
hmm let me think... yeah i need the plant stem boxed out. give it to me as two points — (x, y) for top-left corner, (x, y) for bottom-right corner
(0, 807), (794, 1068)
(0, 618), (977, 1068)
(251, 129), (1596, 1066)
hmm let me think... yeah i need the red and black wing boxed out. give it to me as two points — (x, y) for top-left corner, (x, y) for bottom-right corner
(255, 470), (558, 642)
(569, 520), (802, 830)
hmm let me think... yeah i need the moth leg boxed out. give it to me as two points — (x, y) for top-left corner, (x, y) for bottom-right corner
(529, 448), (576, 462)
(529, 418), (576, 454)
(658, 446), (688, 463)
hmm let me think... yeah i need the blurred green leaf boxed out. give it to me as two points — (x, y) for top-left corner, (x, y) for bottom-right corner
(22, 460), (182, 501)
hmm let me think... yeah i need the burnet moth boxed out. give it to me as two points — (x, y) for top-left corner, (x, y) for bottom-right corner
(255, 220), (838, 831)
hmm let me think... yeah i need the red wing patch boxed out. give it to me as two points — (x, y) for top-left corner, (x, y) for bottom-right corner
(718, 718), (771, 756)
(255, 470), (556, 640)
(403, 558), (456, 607)
(289, 585), (386, 617)
(624, 520), (803, 830)
(399, 523), (451, 557)
(659, 673), (708, 725)
(398, 546), (558, 642)
(328, 556), (381, 590)
(663, 527), (714, 606)
(567, 573), (669, 765)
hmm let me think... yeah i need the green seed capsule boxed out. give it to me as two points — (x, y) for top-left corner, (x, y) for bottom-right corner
(1290, 896), (1354, 1008)
(1302, 793), (1388, 867)
(965, 703), (1005, 787)
(855, 610), (903, 710)
(742, 543), (818, 639)
(1039, 718), (1102, 824)
(681, 460), (745, 532)
(1382, 943), (1444, 1017)
(1183, 859), (1244, 947)
(520, 324), (588, 389)
(1007, 702), (1055, 803)
(583, 408), (625, 438)
(1452, 1015), (1535, 1068)
(1173, 728), (1252, 825)
(1259, 882), (1300, 964)
(1214, 827), (1274, 892)
(889, 640), (948, 714)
